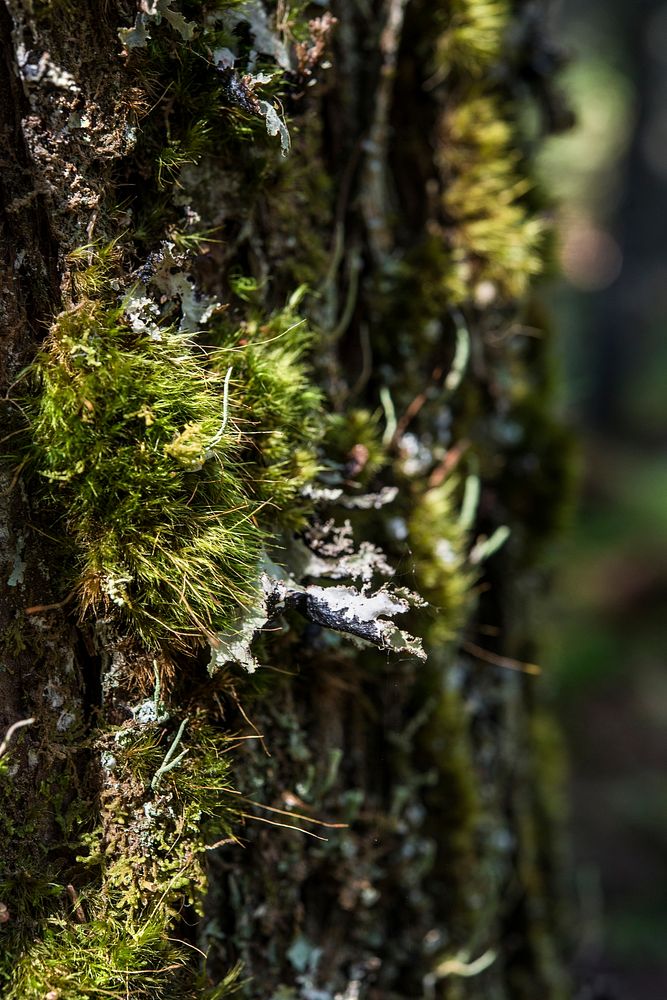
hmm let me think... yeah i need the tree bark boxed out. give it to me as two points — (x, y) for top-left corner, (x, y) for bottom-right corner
(0, 1), (573, 998)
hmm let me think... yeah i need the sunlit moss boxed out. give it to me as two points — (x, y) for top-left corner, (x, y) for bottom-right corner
(24, 302), (264, 648)
(210, 288), (324, 530)
(324, 408), (387, 485)
(438, 0), (510, 71)
(0, 716), (243, 999)
(5, 913), (242, 1000)
(408, 481), (474, 643)
(439, 94), (545, 303)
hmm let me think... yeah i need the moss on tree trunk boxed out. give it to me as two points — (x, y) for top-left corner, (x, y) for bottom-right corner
(0, 1), (574, 997)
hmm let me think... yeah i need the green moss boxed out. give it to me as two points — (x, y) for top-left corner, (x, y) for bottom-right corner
(323, 408), (388, 485)
(91, 717), (240, 912)
(128, 5), (291, 204)
(19, 279), (326, 648)
(408, 481), (474, 644)
(261, 114), (333, 289)
(420, 682), (483, 953)
(441, 94), (545, 303)
(67, 239), (127, 299)
(210, 288), (324, 531)
(24, 301), (264, 648)
(437, 0), (510, 72)
(0, 714), (244, 999)
(6, 912), (242, 1000)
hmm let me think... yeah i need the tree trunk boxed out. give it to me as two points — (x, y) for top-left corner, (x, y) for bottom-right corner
(0, 1), (573, 998)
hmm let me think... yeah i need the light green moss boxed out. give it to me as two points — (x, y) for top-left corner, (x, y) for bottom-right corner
(441, 94), (545, 303)
(323, 408), (388, 485)
(1, 715), (244, 999)
(408, 481), (474, 644)
(25, 301), (264, 648)
(210, 288), (324, 530)
(92, 717), (240, 916)
(421, 682), (483, 952)
(22, 287), (324, 647)
(6, 913), (242, 1000)
(438, 0), (510, 71)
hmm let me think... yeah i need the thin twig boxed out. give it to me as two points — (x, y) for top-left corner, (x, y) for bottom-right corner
(0, 717), (35, 759)
(389, 367), (443, 448)
(349, 321), (373, 398)
(231, 689), (270, 757)
(151, 718), (189, 790)
(427, 439), (470, 488)
(66, 884), (86, 923)
(240, 811), (328, 841)
(462, 640), (541, 676)
(25, 587), (78, 615)
(328, 249), (362, 342)
(227, 790), (347, 829)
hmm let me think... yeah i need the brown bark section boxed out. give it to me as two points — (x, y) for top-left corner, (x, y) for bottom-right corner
(0, 0), (130, 915)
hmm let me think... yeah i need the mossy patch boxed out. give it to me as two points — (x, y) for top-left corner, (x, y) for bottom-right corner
(209, 288), (323, 531)
(21, 288), (324, 649)
(408, 480), (474, 644)
(439, 93), (545, 303)
(24, 301), (262, 648)
(0, 712), (244, 1000)
(437, 0), (511, 72)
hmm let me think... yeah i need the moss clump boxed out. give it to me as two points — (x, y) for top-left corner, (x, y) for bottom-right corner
(25, 301), (263, 648)
(261, 113), (333, 289)
(440, 94), (545, 303)
(408, 481), (473, 644)
(1, 716), (243, 1000)
(5, 912), (241, 1000)
(437, 0), (510, 71)
(22, 285), (325, 646)
(124, 1), (293, 244)
(210, 289), (323, 530)
(420, 682), (483, 953)
(93, 717), (239, 915)
(323, 408), (387, 485)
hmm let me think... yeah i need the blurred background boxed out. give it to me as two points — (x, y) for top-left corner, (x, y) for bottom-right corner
(541, 0), (667, 996)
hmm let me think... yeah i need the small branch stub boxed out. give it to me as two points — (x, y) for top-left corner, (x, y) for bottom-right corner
(0, 717), (35, 760)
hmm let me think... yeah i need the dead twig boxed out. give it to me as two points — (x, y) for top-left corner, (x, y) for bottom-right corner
(0, 717), (36, 760)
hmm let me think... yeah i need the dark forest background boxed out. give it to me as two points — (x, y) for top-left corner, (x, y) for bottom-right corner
(545, 1), (667, 996)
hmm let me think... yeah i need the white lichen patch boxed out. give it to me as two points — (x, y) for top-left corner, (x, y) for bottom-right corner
(122, 293), (161, 334)
(100, 571), (133, 607)
(118, 1), (196, 49)
(43, 679), (64, 710)
(305, 540), (393, 584)
(209, 565), (280, 674)
(134, 242), (221, 332)
(399, 433), (433, 477)
(16, 45), (80, 92)
(7, 533), (26, 587)
(56, 710), (77, 732)
(210, 567), (426, 673)
(258, 99), (291, 157)
(101, 751), (118, 773)
(220, 2), (293, 72)
(211, 513), (427, 671)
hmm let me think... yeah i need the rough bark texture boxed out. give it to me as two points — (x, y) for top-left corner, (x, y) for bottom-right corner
(1, 2), (573, 998)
